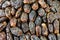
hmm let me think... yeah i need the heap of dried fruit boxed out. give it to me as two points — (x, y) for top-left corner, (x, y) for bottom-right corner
(0, 0), (60, 40)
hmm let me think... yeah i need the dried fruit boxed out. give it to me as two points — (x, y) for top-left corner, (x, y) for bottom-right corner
(48, 24), (53, 33)
(38, 0), (47, 8)
(53, 19), (59, 34)
(2, 1), (10, 8)
(22, 23), (29, 33)
(36, 26), (41, 36)
(21, 12), (28, 22)
(29, 21), (35, 34)
(35, 16), (41, 26)
(5, 7), (15, 17)
(10, 27), (23, 36)
(24, 4), (31, 13)
(32, 2), (39, 10)
(10, 0), (23, 9)
(0, 32), (6, 40)
(41, 23), (48, 36)
(5, 7), (11, 19)
(48, 34), (56, 40)
(10, 18), (17, 27)
(47, 12), (55, 23)
(0, 0), (60, 40)
(38, 8), (46, 17)
(29, 10), (36, 21)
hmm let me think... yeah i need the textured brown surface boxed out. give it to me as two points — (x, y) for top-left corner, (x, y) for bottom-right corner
(0, 0), (60, 40)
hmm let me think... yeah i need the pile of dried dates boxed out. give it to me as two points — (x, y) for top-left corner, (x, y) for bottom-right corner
(0, 0), (60, 40)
